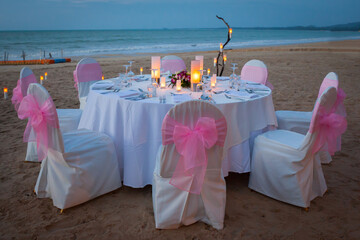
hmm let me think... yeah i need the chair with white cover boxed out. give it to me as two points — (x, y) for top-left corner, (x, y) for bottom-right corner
(241, 59), (273, 90)
(248, 87), (347, 208)
(275, 72), (346, 163)
(153, 100), (228, 230)
(161, 55), (186, 74)
(12, 67), (83, 162)
(73, 58), (103, 109)
(17, 83), (121, 210)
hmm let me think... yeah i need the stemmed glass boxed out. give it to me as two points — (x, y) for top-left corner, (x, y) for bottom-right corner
(229, 66), (238, 89)
(123, 65), (129, 75)
(128, 61), (135, 77)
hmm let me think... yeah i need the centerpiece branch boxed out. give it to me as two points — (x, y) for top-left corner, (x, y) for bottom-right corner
(216, 15), (232, 76)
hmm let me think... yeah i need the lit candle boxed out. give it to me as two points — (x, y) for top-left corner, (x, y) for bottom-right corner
(223, 55), (227, 64)
(220, 43), (223, 52)
(229, 28), (232, 38)
(176, 80), (181, 92)
(40, 76), (44, 85)
(195, 56), (204, 71)
(191, 60), (201, 91)
(213, 74), (217, 84)
(102, 75), (104, 80)
(3, 87), (8, 99)
(207, 68), (210, 75)
(151, 56), (161, 80)
(214, 58), (217, 67)
(160, 76), (166, 88)
(211, 76), (216, 88)
(140, 67), (143, 75)
(44, 72), (48, 80)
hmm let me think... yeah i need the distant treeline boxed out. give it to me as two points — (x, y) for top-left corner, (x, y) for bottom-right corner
(234, 21), (360, 32)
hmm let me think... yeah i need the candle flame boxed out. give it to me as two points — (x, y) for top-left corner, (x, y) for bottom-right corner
(4, 87), (8, 93)
(140, 67), (143, 72)
(45, 72), (48, 76)
(207, 68), (210, 75)
(229, 28), (232, 34)
(220, 43), (223, 49)
(102, 75), (104, 80)
(224, 55), (227, 62)
(40, 76), (44, 80)
(214, 58), (217, 63)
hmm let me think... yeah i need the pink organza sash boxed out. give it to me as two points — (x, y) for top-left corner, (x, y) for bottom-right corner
(310, 106), (347, 155)
(17, 95), (59, 161)
(241, 65), (267, 85)
(11, 80), (23, 111)
(162, 115), (227, 194)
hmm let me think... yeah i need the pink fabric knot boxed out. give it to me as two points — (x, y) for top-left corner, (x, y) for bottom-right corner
(311, 106), (347, 155)
(11, 80), (23, 111)
(162, 115), (227, 194)
(17, 94), (59, 161)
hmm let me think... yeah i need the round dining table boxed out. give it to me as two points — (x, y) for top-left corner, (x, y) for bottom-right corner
(78, 75), (278, 188)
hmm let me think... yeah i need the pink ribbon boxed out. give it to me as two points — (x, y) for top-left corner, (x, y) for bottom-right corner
(11, 79), (23, 111)
(162, 115), (227, 194)
(311, 106), (347, 155)
(17, 94), (59, 161)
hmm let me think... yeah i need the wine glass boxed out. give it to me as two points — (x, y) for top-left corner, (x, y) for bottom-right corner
(128, 61), (135, 77)
(123, 65), (129, 75)
(229, 66), (238, 89)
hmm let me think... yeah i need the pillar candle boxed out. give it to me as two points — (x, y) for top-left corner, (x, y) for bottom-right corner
(4, 87), (8, 99)
(44, 72), (48, 80)
(229, 28), (232, 38)
(151, 56), (161, 79)
(176, 80), (181, 92)
(195, 56), (204, 71)
(40, 76), (44, 85)
(214, 58), (217, 67)
(140, 67), (143, 75)
(220, 43), (223, 52)
(191, 60), (201, 84)
(160, 76), (166, 88)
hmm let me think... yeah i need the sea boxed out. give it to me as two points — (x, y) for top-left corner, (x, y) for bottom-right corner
(1, 29), (360, 60)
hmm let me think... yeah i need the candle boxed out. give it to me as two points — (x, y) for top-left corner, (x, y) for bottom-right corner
(151, 69), (160, 80)
(176, 80), (181, 92)
(191, 60), (201, 91)
(140, 67), (143, 75)
(44, 72), (48, 80)
(195, 56), (204, 71)
(4, 87), (8, 99)
(102, 75), (104, 80)
(229, 28), (232, 38)
(40, 76), (44, 85)
(223, 55), (227, 64)
(151, 56), (161, 79)
(220, 43), (223, 52)
(160, 76), (166, 88)
(213, 74), (217, 84)
(207, 68), (210, 75)
(214, 58), (217, 67)
(211, 77), (216, 88)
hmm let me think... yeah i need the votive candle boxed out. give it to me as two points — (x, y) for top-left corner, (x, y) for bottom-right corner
(220, 43), (223, 52)
(160, 76), (166, 88)
(207, 68), (210, 75)
(102, 75), (104, 80)
(4, 87), (8, 99)
(176, 80), (181, 92)
(211, 77), (216, 88)
(44, 72), (48, 80)
(229, 28), (232, 38)
(223, 55), (227, 64)
(40, 76), (44, 85)
(214, 58), (217, 67)
(140, 67), (143, 75)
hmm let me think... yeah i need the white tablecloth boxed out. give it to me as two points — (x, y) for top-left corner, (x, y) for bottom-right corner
(78, 77), (278, 187)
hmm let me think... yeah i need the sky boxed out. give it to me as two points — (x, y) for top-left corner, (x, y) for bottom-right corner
(0, 0), (359, 30)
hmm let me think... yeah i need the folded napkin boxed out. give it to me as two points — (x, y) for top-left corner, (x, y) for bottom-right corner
(92, 82), (114, 90)
(117, 89), (140, 98)
(246, 84), (269, 91)
(226, 90), (258, 100)
(172, 93), (192, 103)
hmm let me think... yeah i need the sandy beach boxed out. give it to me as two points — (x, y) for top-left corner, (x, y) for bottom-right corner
(1, 39), (360, 239)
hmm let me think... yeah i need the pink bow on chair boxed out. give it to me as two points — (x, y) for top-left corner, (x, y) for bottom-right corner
(11, 80), (23, 111)
(311, 106), (347, 155)
(17, 94), (59, 161)
(163, 115), (226, 194)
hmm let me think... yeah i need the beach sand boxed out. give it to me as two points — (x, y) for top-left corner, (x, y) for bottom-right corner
(1, 39), (359, 239)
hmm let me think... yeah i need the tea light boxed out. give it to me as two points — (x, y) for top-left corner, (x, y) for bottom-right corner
(140, 67), (143, 75)
(3, 87), (8, 99)
(160, 76), (166, 88)
(229, 28), (232, 38)
(102, 75), (104, 80)
(44, 72), (48, 80)
(214, 58), (217, 67)
(211, 78), (216, 88)
(223, 55), (227, 64)
(207, 68), (210, 75)
(176, 80), (181, 92)
(40, 76), (44, 85)
(220, 43), (223, 52)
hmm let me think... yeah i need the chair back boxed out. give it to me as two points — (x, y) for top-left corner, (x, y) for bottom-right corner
(160, 100), (227, 194)
(241, 59), (268, 85)
(18, 83), (64, 161)
(20, 67), (37, 97)
(317, 72), (339, 98)
(74, 58), (102, 98)
(161, 55), (186, 74)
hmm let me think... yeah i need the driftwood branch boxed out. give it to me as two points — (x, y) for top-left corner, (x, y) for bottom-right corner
(216, 15), (231, 76)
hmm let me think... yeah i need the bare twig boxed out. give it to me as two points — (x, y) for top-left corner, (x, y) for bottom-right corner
(216, 15), (231, 76)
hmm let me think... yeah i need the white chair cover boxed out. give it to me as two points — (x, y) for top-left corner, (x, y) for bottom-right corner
(74, 58), (102, 110)
(248, 87), (338, 208)
(276, 72), (341, 164)
(153, 100), (227, 230)
(241, 59), (273, 89)
(17, 67), (82, 162)
(23, 83), (121, 210)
